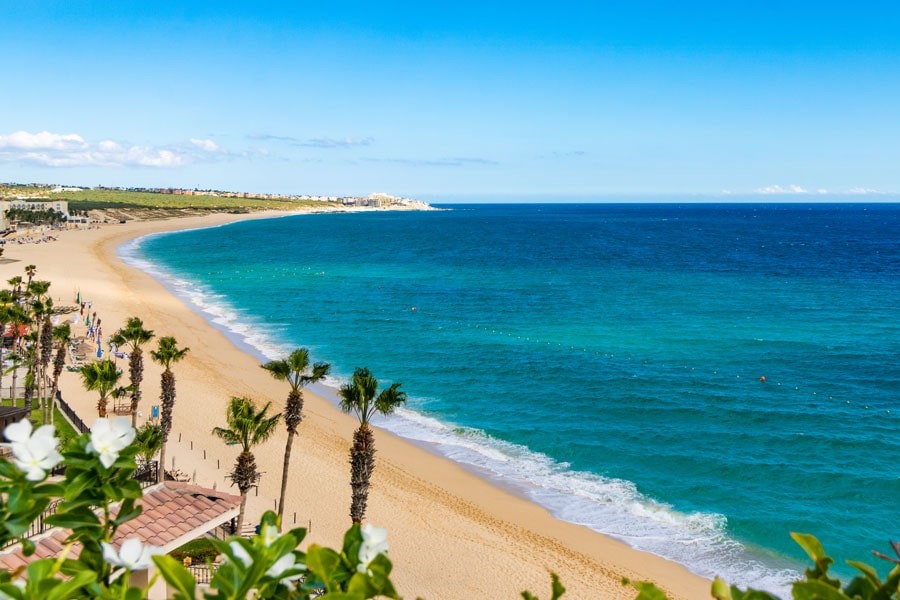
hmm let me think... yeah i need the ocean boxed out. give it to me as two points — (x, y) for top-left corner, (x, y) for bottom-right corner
(122, 203), (900, 595)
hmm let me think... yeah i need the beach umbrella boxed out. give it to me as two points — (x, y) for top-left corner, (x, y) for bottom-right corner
(96, 343), (103, 359)
(76, 289), (80, 303)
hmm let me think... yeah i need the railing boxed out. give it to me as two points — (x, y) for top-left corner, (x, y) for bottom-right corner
(133, 461), (159, 489)
(1, 499), (61, 549)
(56, 391), (88, 434)
(187, 564), (214, 584)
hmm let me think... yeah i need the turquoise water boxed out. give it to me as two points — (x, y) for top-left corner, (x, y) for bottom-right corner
(123, 204), (900, 593)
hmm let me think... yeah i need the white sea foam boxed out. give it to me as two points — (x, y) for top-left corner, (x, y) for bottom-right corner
(120, 234), (799, 596)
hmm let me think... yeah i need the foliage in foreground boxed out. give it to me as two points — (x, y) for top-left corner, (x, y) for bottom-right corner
(2, 417), (898, 599)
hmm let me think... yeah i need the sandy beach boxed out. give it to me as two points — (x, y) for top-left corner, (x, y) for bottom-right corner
(2, 213), (711, 599)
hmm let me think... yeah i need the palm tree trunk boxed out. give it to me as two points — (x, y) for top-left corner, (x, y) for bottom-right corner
(23, 372), (34, 414)
(278, 431), (295, 520)
(49, 348), (65, 426)
(158, 442), (167, 484)
(97, 394), (108, 417)
(349, 424), (376, 524)
(236, 491), (249, 535)
(157, 368), (175, 483)
(234, 451), (257, 533)
(129, 349), (143, 427)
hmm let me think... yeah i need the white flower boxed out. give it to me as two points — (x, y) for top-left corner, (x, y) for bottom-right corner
(357, 524), (389, 573)
(228, 541), (253, 567)
(102, 538), (162, 570)
(86, 417), (135, 468)
(4, 420), (62, 481)
(266, 551), (305, 585)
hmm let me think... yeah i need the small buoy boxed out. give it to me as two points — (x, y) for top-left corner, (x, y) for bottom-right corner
(411, 306), (417, 311)
(759, 376), (766, 383)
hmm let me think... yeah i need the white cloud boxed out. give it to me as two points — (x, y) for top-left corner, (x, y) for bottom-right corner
(189, 138), (220, 152)
(0, 130), (226, 168)
(755, 184), (809, 194)
(0, 130), (87, 151)
(847, 187), (882, 195)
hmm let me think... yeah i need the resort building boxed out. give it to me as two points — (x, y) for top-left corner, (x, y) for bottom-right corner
(0, 199), (70, 230)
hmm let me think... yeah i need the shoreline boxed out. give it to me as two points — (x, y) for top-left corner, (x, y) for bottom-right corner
(3, 211), (712, 599)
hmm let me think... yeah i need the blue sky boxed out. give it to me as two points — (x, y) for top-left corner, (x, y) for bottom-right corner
(2, 1), (899, 201)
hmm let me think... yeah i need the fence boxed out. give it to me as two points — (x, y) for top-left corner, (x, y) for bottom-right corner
(187, 564), (214, 585)
(0, 499), (61, 549)
(56, 391), (88, 434)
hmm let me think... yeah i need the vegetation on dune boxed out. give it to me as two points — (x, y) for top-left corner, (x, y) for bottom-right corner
(1, 185), (344, 211)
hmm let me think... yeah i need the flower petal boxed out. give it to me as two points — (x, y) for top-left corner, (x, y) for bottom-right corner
(4, 420), (32, 444)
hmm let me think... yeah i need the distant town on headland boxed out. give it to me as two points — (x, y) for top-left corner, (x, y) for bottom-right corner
(1, 182), (429, 209)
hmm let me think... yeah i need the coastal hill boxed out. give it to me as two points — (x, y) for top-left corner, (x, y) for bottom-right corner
(0, 182), (434, 221)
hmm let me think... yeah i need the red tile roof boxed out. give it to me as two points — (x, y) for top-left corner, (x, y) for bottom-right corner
(0, 482), (241, 571)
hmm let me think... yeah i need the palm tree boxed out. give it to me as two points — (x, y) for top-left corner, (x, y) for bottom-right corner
(48, 322), (72, 425)
(134, 422), (164, 466)
(22, 330), (38, 414)
(7, 276), (22, 300)
(150, 336), (189, 483)
(80, 359), (122, 417)
(24, 264), (36, 288)
(338, 368), (407, 524)
(261, 348), (330, 519)
(3, 354), (23, 405)
(212, 396), (281, 534)
(26, 287), (53, 416)
(109, 317), (155, 427)
(7, 303), (30, 359)
(0, 301), (13, 396)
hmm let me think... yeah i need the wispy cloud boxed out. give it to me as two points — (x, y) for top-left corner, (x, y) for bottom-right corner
(247, 133), (301, 142)
(247, 133), (374, 148)
(755, 183), (809, 194)
(363, 156), (498, 167)
(0, 130), (225, 168)
(296, 137), (374, 148)
(544, 150), (587, 159)
(847, 187), (883, 195)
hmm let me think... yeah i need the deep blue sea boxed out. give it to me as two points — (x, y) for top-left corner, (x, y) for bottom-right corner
(123, 204), (900, 594)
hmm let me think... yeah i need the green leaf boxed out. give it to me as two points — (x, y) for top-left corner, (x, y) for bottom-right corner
(711, 577), (732, 599)
(46, 506), (101, 530)
(64, 471), (96, 500)
(791, 580), (852, 600)
(630, 581), (670, 600)
(847, 560), (881, 586)
(44, 569), (97, 600)
(152, 555), (197, 600)
(307, 545), (345, 588)
(318, 593), (365, 600)
(791, 532), (826, 563)
(550, 572), (566, 600)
